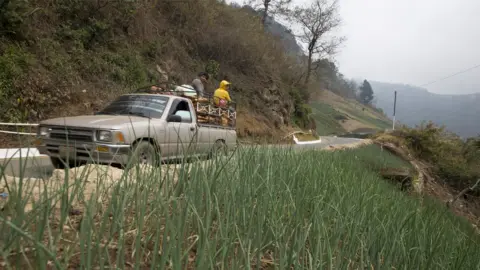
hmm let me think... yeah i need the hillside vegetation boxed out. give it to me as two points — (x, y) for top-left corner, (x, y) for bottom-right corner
(374, 123), (480, 208)
(0, 0), (395, 145)
(0, 0), (317, 142)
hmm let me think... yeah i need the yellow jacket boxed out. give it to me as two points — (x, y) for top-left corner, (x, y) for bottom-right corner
(213, 80), (232, 106)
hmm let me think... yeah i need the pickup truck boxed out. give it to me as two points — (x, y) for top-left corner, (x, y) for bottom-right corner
(34, 92), (237, 168)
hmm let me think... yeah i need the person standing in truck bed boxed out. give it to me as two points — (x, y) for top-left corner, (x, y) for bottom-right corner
(191, 72), (209, 98)
(213, 80), (232, 107)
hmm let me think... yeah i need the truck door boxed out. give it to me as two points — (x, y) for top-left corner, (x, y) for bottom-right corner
(165, 99), (198, 158)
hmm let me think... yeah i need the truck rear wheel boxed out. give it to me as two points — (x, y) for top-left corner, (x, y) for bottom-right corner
(130, 141), (159, 166)
(209, 140), (228, 159)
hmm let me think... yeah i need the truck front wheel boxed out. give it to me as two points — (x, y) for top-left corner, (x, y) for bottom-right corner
(130, 141), (159, 166)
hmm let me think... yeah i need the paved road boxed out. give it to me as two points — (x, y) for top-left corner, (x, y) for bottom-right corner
(0, 136), (366, 178)
(270, 136), (364, 150)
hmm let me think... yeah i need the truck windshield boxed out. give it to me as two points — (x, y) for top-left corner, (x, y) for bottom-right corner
(97, 95), (169, 119)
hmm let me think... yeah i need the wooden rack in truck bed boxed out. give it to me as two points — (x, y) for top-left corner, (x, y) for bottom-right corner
(135, 84), (237, 129)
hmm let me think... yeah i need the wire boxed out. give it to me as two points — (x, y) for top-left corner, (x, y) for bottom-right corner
(420, 63), (480, 87)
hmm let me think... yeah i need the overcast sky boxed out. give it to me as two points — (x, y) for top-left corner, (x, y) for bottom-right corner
(228, 0), (480, 95)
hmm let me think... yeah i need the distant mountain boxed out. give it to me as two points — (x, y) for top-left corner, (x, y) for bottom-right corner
(369, 81), (480, 138)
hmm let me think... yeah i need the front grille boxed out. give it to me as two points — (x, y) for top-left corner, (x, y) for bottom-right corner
(47, 126), (93, 143)
(50, 133), (92, 142)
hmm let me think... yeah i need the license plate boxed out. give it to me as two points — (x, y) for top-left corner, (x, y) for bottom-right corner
(58, 145), (76, 157)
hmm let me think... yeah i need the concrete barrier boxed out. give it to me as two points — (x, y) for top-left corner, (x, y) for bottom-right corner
(292, 135), (322, 145)
(0, 148), (46, 159)
(0, 148), (52, 178)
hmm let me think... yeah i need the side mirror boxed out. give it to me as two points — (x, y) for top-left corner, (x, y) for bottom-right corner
(167, 114), (182, 123)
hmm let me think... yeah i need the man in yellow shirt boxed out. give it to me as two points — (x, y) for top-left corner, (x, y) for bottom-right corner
(213, 80), (232, 107)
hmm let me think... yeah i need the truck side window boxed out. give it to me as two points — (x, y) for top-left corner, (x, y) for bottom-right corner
(171, 100), (192, 123)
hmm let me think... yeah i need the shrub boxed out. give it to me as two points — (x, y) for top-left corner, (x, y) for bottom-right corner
(396, 121), (479, 193)
(205, 60), (220, 80)
(0, 0), (30, 40)
(0, 45), (34, 122)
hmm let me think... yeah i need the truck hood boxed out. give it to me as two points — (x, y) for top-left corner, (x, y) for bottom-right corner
(40, 115), (152, 129)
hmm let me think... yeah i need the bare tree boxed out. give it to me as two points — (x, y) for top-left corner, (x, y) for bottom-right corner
(246, 0), (292, 25)
(292, 0), (345, 86)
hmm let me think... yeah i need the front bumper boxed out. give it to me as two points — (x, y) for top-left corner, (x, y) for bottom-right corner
(36, 138), (131, 165)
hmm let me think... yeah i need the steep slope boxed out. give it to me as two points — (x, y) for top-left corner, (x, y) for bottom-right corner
(0, 0), (311, 146)
(240, 5), (303, 57)
(0, 0), (387, 147)
(370, 81), (480, 138)
(310, 90), (392, 136)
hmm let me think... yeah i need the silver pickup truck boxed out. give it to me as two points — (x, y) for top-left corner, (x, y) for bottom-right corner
(34, 93), (237, 168)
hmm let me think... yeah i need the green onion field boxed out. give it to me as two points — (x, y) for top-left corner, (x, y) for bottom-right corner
(0, 145), (479, 269)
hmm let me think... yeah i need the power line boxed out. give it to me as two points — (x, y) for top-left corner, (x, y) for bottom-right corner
(420, 63), (480, 87)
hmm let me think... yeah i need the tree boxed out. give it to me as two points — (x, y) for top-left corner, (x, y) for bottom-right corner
(359, 79), (374, 105)
(246, 0), (292, 25)
(312, 59), (358, 99)
(292, 0), (345, 86)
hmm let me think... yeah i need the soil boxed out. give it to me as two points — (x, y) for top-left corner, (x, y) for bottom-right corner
(1, 161), (215, 214)
(0, 134), (36, 148)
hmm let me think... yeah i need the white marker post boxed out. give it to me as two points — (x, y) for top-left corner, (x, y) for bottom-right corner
(392, 90), (397, 130)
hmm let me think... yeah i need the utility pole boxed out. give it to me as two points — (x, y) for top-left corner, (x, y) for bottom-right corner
(392, 90), (397, 130)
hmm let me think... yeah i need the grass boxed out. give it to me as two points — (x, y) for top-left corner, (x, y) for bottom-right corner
(310, 98), (392, 137)
(0, 145), (479, 269)
(339, 105), (391, 130)
(309, 102), (345, 135)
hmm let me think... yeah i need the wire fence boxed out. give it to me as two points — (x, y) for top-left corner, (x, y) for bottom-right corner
(0, 123), (39, 136)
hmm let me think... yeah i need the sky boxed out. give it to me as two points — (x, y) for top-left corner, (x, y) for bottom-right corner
(227, 0), (480, 95)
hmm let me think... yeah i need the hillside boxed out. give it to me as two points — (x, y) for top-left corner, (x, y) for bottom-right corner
(310, 90), (392, 136)
(370, 81), (480, 138)
(241, 5), (304, 58)
(0, 0), (314, 145)
(240, 5), (393, 136)
(0, 0), (392, 148)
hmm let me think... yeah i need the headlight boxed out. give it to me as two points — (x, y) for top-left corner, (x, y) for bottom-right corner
(96, 130), (126, 143)
(96, 130), (112, 142)
(38, 126), (49, 137)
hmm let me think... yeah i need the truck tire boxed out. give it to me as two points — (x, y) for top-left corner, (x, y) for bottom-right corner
(130, 141), (159, 166)
(209, 140), (228, 159)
